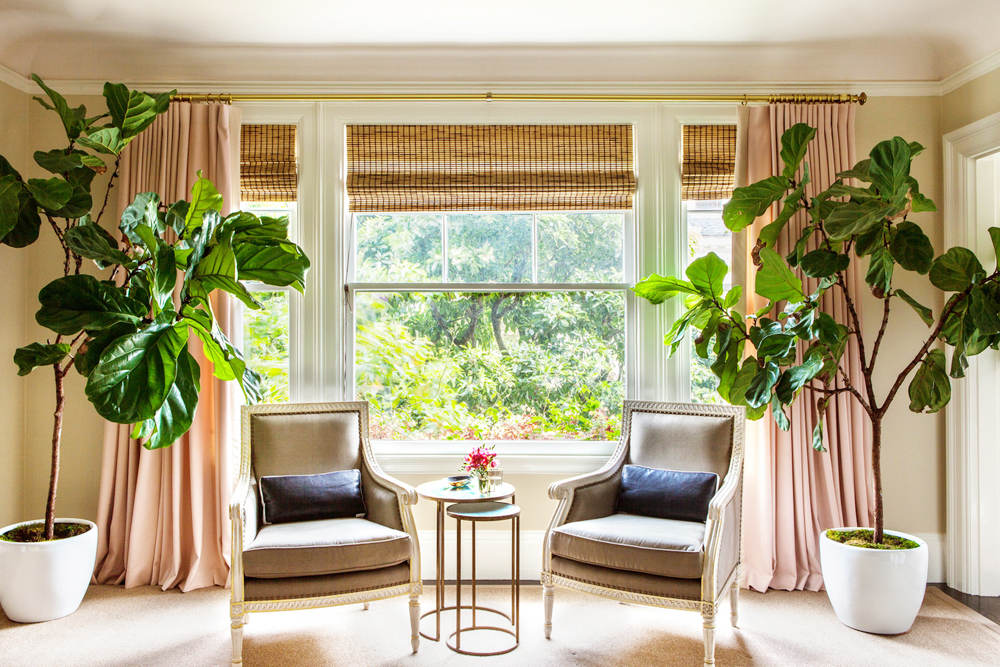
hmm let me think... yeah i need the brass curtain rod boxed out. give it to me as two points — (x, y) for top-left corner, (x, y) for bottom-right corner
(170, 91), (866, 105)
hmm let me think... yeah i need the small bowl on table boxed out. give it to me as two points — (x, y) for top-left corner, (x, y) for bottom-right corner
(446, 475), (472, 488)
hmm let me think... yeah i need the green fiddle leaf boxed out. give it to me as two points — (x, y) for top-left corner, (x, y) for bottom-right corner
(2, 188), (42, 248)
(779, 124), (817, 181)
(722, 176), (789, 233)
(745, 361), (780, 409)
(165, 200), (190, 236)
(787, 225), (814, 267)
(189, 231), (262, 310)
(144, 344), (201, 450)
(890, 220), (934, 274)
(836, 158), (872, 183)
(853, 226), (885, 257)
(799, 249), (850, 279)
(120, 191), (162, 245)
(51, 185), (93, 219)
(64, 221), (130, 269)
(988, 227), (1000, 265)
(0, 175), (21, 239)
(217, 210), (290, 242)
(184, 172), (224, 234)
(722, 285), (742, 309)
(233, 239), (310, 293)
(35, 274), (146, 335)
(76, 127), (125, 156)
(74, 322), (138, 377)
(755, 332), (796, 362)
(812, 419), (826, 452)
(131, 420), (155, 441)
(908, 348), (951, 413)
(103, 83), (168, 141)
(865, 246), (894, 298)
(685, 252), (728, 298)
(824, 201), (890, 240)
(894, 289), (934, 326)
(25, 177), (72, 211)
(908, 141), (925, 158)
(727, 358), (767, 420)
(969, 285), (1000, 335)
(13, 342), (71, 376)
(774, 353), (824, 404)
(929, 247), (987, 292)
(85, 313), (189, 424)
(906, 177), (936, 213)
(33, 150), (86, 174)
(632, 274), (700, 305)
(868, 137), (912, 199)
(755, 247), (805, 303)
(825, 182), (876, 201)
(152, 240), (177, 310)
(182, 306), (263, 403)
(31, 74), (88, 141)
(771, 396), (791, 432)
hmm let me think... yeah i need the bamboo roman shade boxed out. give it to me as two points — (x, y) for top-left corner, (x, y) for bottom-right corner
(346, 124), (635, 211)
(682, 125), (737, 201)
(240, 124), (297, 202)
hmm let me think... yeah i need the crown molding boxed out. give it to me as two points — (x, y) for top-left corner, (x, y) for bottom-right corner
(0, 63), (34, 93)
(940, 46), (1000, 95)
(41, 78), (942, 99)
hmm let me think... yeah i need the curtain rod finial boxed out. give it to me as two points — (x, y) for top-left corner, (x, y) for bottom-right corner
(858, 92), (867, 106)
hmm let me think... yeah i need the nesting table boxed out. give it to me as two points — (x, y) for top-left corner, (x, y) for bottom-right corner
(415, 479), (520, 655)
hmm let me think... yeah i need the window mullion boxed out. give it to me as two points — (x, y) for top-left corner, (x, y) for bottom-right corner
(532, 212), (539, 283)
(442, 213), (449, 283)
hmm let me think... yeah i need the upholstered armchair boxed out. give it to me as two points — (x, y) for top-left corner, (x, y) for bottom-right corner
(229, 402), (421, 665)
(541, 401), (745, 666)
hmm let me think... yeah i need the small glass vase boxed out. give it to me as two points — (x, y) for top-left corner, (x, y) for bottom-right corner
(474, 470), (492, 493)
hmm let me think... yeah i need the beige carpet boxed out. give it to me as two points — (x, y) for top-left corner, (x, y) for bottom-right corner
(1, 585), (998, 666)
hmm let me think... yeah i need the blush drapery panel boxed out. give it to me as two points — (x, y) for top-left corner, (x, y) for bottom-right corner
(92, 102), (243, 592)
(735, 104), (874, 592)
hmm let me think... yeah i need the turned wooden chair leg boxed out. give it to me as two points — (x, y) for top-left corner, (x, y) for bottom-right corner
(231, 617), (244, 665)
(702, 608), (717, 666)
(543, 583), (555, 639)
(363, 601), (370, 611)
(409, 593), (421, 653)
(730, 581), (740, 628)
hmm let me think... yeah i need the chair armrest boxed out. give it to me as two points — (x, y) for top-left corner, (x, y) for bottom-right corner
(702, 469), (743, 601)
(229, 474), (257, 600)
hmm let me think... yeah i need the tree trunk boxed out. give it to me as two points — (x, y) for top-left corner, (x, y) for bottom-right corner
(44, 366), (66, 540)
(872, 416), (884, 544)
(490, 295), (509, 356)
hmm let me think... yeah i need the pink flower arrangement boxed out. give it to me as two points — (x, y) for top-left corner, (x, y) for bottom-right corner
(462, 443), (497, 477)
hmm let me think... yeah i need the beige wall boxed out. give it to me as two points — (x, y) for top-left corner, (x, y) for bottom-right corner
(943, 67), (1000, 135)
(0, 80), (29, 527)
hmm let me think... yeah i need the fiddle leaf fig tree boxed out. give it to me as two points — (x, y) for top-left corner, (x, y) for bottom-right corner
(635, 123), (1000, 545)
(4, 77), (309, 541)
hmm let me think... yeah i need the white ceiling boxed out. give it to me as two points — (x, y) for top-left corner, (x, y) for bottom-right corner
(1, 0), (998, 83)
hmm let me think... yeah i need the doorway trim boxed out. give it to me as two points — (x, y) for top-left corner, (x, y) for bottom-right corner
(943, 109), (1000, 596)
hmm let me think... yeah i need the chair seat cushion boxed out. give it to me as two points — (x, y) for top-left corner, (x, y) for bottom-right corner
(550, 513), (705, 579)
(244, 517), (411, 579)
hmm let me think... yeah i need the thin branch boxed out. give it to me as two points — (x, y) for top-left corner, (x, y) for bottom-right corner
(95, 156), (121, 226)
(868, 292), (892, 371)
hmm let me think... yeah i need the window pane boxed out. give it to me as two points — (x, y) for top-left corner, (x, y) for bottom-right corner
(355, 214), (443, 282)
(446, 214), (532, 283)
(538, 213), (624, 283)
(687, 200), (730, 404)
(243, 291), (290, 403)
(355, 291), (624, 440)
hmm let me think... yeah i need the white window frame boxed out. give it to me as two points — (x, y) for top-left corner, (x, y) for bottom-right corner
(235, 100), (735, 473)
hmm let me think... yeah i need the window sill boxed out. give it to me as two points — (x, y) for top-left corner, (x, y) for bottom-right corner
(370, 440), (616, 475)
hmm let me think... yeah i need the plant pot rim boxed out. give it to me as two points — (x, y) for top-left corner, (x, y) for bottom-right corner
(821, 526), (927, 552)
(0, 518), (97, 548)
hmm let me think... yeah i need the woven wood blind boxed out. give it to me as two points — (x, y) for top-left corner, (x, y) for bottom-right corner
(240, 124), (297, 202)
(682, 125), (736, 201)
(346, 124), (635, 212)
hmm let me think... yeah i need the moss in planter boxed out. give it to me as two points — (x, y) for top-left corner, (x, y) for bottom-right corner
(826, 529), (919, 550)
(0, 522), (91, 543)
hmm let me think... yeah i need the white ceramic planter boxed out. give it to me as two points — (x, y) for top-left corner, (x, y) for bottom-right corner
(819, 527), (928, 634)
(0, 518), (98, 623)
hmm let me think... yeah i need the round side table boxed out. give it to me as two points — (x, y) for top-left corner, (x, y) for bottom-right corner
(446, 501), (520, 656)
(415, 480), (516, 644)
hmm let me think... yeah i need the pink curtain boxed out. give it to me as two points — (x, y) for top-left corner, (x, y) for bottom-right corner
(92, 102), (243, 592)
(737, 104), (874, 592)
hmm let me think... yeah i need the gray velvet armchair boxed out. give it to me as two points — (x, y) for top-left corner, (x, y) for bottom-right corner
(229, 402), (421, 665)
(541, 401), (745, 666)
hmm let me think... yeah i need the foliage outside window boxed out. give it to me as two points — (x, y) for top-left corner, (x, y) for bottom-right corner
(351, 212), (627, 441)
(686, 200), (732, 404)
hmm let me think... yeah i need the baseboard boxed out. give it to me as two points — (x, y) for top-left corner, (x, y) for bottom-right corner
(417, 529), (545, 581)
(915, 533), (946, 583)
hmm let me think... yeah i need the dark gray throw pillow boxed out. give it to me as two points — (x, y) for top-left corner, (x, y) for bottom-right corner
(616, 465), (719, 523)
(259, 469), (366, 524)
